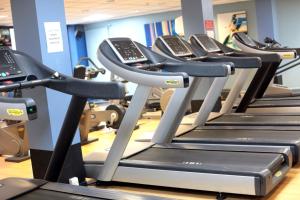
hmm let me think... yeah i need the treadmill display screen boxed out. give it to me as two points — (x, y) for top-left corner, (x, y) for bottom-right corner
(236, 33), (257, 47)
(0, 48), (15, 65)
(0, 47), (25, 81)
(194, 35), (221, 53)
(161, 36), (193, 57)
(108, 39), (148, 64)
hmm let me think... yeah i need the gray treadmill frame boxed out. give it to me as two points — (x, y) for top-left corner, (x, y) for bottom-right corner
(89, 39), (188, 181)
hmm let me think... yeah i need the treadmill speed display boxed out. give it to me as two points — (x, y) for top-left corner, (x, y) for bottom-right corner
(236, 32), (257, 47)
(193, 35), (221, 53)
(0, 47), (25, 81)
(0, 48), (15, 65)
(160, 36), (193, 57)
(107, 38), (148, 64)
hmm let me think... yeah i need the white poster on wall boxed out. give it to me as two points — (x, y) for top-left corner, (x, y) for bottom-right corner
(9, 28), (16, 50)
(44, 22), (64, 53)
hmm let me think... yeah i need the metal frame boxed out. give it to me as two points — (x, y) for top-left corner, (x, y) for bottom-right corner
(220, 69), (252, 114)
(193, 77), (228, 126)
(96, 85), (153, 181)
(113, 166), (256, 195)
(151, 77), (202, 144)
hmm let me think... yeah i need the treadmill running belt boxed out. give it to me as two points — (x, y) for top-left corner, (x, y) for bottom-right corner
(259, 96), (300, 101)
(250, 99), (300, 108)
(176, 129), (300, 164)
(125, 147), (284, 174)
(207, 114), (300, 126)
(14, 189), (101, 200)
(181, 129), (300, 141)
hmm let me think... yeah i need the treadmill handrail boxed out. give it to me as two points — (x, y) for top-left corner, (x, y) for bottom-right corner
(0, 76), (126, 100)
(10, 51), (126, 100)
(232, 33), (297, 59)
(198, 55), (261, 69)
(190, 34), (281, 63)
(162, 61), (234, 77)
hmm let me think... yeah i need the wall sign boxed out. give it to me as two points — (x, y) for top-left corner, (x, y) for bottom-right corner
(44, 22), (64, 53)
(204, 20), (214, 30)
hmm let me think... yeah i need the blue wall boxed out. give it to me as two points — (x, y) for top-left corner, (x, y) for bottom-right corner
(68, 25), (88, 69)
(255, 0), (275, 42)
(272, 0), (300, 89)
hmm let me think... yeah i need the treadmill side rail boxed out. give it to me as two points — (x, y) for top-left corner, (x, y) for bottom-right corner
(42, 181), (169, 200)
(113, 167), (255, 195)
(0, 178), (47, 199)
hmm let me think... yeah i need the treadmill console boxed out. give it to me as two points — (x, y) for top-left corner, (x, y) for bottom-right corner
(235, 32), (257, 47)
(191, 35), (221, 53)
(106, 38), (148, 64)
(0, 47), (26, 82)
(160, 36), (193, 57)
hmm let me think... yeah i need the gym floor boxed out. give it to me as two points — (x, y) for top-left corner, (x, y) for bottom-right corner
(1, 117), (300, 200)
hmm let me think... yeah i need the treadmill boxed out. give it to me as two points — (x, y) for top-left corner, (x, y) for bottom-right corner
(0, 47), (165, 200)
(152, 35), (300, 166)
(232, 32), (300, 113)
(80, 37), (293, 196)
(0, 178), (167, 200)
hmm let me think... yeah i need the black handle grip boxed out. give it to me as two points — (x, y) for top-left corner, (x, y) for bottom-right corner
(201, 56), (261, 69)
(0, 79), (51, 92)
(163, 61), (234, 77)
(231, 51), (281, 63)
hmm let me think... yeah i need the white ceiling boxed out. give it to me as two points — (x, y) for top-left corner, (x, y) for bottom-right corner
(0, 0), (250, 26)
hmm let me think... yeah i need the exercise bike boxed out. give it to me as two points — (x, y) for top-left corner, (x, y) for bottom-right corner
(0, 89), (30, 162)
(74, 57), (126, 145)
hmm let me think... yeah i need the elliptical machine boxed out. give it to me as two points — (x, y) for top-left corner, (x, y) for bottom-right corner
(0, 89), (30, 162)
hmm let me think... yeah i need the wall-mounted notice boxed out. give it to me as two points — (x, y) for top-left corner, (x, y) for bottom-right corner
(44, 22), (64, 53)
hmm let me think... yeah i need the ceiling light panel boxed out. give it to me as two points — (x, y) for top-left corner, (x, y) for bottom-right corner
(0, 0), (249, 26)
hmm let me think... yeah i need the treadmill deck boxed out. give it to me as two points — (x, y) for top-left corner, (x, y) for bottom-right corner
(207, 114), (300, 126)
(124, 147), (284, 175)
(250, 99), (300, 108)
(175, 129), (300, 164)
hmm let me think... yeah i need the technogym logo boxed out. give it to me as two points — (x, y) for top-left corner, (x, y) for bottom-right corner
(165, 80), (180, 85)
(182, 161), (202, 165)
